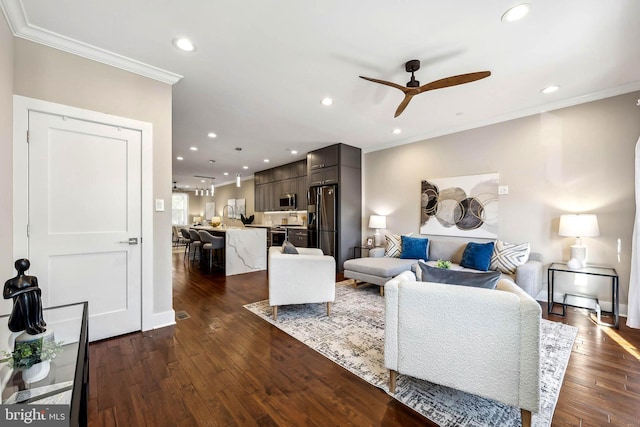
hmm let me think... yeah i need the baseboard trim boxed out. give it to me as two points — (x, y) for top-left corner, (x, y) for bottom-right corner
(149, 309), (177, 331)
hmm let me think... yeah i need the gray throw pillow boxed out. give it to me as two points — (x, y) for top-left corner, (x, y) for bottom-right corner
(282, 240), (299, 254)
(418, 260), (500, 289)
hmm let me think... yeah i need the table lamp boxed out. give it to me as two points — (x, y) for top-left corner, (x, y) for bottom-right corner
(369, 215), (387, 247)
(558, 214), (599, 269)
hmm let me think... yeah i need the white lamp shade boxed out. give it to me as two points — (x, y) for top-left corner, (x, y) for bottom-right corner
(558, 214), (599, 237)
(368, 215), (386, 230)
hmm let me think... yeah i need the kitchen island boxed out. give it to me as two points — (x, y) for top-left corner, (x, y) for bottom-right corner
(192, 226), (267, 276)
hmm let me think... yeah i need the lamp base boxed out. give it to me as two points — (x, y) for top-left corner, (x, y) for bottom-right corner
(566, 258), (584, 270)
(374, 231), (383, 247)
(569, 245), (587, 268)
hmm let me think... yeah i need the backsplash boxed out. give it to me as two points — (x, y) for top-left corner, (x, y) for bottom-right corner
(261, 211), (307, 227)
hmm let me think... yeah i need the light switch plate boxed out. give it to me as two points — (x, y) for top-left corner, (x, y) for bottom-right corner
(498, 185), (509, 195)
(155, 199), (165, 211)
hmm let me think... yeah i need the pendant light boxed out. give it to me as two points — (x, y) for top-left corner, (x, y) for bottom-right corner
(235, 147), (242, 188)
(209, 160), (215, 196)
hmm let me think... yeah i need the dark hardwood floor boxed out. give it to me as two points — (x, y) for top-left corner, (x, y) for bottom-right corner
(87, 251), (640, 426)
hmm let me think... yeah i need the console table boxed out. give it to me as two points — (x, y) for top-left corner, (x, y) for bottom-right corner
(547, 263), (619, 328)
(1, 302), (89, 426)
(352, 245), (372, 259)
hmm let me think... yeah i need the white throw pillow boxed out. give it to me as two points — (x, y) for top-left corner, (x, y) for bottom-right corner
(490, 240), (530, 274)
(385, 234), (402, 258)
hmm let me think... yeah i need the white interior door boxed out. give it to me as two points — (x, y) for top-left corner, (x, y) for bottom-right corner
(28, 110), (142, 342)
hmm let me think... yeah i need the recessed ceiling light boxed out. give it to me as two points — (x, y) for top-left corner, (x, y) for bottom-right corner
(224, 172), (229, 176)
(291, 150), (298, 155)
(264, 159), (270, 163)
(201, 180), (205, 183)
(173, 37), (195, 52)
(190, 146), (198, 151)
(207, 132), (217, 138)
(321, 97), (333, 106)
(176, 156), (184, 161)
(243, 166), (249, 170)
(392, 128), (402, 135)
(501, 4), (531, 23)
(185, 185), (190, 188)
(541, 85), (560, 94)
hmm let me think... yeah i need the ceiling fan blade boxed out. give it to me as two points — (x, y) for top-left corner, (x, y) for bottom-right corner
(359, 76), (408, 92)
(394, 94), (414, 118)
(418, 71), (491, 93)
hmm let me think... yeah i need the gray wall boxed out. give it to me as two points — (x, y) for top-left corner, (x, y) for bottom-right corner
(0, 16), (13, 283)
(10, 39), (174, 318)
(364, 91), (640, 311)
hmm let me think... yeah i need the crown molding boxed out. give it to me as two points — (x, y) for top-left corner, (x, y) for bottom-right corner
(0, 0), (182, 85)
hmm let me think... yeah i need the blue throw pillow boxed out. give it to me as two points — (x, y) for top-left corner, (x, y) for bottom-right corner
(400, 236), (429, 260)
(460, 241), (495, 271)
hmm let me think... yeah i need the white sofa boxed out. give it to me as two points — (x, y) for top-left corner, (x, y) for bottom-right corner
(385, 270), (541, 426)
(268, 246), (336, 320)
(343, 238), (542, 298)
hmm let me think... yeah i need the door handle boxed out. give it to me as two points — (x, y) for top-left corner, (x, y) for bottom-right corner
(118, 237), (139, 245)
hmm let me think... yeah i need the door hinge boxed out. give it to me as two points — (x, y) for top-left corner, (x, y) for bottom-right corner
(26, 224), (29, 237)
(26, 130), (29, 143)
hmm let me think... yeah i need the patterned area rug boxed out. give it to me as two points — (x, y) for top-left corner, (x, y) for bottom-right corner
(244, 281), (578, 427)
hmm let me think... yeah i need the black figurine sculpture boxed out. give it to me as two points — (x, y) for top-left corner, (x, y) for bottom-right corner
(3, 259), (46, 335)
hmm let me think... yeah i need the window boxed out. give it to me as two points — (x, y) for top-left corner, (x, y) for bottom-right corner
(172, 193), (189, 225)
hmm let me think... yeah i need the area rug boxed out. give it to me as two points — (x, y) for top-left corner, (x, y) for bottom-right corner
(244, 281), (578, 427)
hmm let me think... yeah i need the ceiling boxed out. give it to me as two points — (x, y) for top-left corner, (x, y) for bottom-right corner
(3, 0), (640, 190)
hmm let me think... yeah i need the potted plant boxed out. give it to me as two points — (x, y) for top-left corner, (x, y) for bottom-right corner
(436, 259), (452, 269)
(1, 337), (63, 383)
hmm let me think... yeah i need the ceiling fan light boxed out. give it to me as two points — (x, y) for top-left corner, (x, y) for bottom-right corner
(501, 4), (531, 23)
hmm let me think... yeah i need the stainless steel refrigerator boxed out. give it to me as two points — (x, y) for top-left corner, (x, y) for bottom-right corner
(307, 185), (337, 258)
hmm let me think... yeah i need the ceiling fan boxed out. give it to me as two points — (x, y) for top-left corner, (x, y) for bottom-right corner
(359, 59), (491, 118)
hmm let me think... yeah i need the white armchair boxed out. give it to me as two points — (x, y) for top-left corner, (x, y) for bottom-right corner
(385, 271), (541, 427)
(268, 246), (336, 321)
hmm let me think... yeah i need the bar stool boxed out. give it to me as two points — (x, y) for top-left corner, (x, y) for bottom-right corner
(198, 231), (224, 272)
(187, 229), (203, 265)
(180, 228), (192, 261)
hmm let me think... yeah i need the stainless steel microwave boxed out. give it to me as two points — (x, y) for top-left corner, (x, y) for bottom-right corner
(279, 193), (297, 210)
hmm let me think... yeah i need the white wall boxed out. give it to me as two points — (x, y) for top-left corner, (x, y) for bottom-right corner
(364, 91), (640, 311)
(0, 13), (13, 284)
(11, 39), (174, 321)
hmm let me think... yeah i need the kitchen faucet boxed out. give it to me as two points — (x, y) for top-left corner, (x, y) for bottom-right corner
(222, 204), (235, 226)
